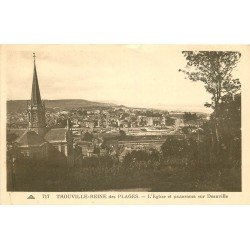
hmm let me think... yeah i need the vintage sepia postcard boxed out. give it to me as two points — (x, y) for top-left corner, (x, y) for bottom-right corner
(0, 44), (249, 204)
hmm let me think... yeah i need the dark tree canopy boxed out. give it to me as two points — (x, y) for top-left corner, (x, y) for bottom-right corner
(179, 51), (241, 109)
(183, 112), (198, 122)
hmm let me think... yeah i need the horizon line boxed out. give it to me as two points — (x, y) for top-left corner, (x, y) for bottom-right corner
(6, 98), (211, 114)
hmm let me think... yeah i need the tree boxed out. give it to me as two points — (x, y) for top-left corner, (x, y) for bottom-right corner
(179, 51), (241, 142)
(165, 117), (175, 126)
(213, 92), (241, 162)
(161, 137), (190, 158)
(57, 117), (69, 128)
(183, 112), (198, 122)
(179, 51), (241, 110)
(77, 109), (87, 116)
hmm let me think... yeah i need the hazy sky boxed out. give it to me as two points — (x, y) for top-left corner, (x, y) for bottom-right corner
(5, 45), (245, 113)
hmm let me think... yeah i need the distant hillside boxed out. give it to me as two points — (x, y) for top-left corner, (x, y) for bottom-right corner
(7, 99), (116, 113)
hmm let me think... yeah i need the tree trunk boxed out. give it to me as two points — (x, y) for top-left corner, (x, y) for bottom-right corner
(213, 99), (220, 157)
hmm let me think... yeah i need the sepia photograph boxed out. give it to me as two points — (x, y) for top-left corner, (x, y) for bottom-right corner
(1, 1), (250, 250)
(2, 45), (244, 193)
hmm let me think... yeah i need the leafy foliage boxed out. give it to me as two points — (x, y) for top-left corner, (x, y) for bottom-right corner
(183, 112), (198, 122)
(179, 51), (241, 109)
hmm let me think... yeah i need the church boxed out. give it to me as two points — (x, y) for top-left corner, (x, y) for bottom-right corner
(9, 53), (82, 167)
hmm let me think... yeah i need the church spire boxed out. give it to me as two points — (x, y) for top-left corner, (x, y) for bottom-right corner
(31, 53), (42, 106)
(28, 53), (46, 137)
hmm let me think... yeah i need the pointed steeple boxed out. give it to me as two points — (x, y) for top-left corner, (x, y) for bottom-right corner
(31, 53), (42, 106)
(27, 53), (46, 137)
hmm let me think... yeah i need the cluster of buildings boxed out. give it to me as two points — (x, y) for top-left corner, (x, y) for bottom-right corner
(7, 103), (170, 131)
(54, 106), (169, 130)
(7, 54), (204, 167)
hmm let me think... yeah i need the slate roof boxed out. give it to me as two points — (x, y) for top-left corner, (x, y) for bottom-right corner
(16, 131), (46, 146)
(9, 127), (69, 144)
(44, 128), (67, 142)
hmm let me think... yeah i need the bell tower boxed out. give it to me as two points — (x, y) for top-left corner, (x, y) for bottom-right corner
(27, 53), (46, 137)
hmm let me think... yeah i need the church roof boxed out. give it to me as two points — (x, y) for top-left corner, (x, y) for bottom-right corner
(31, 56), (42, 106)
(44, 128), (67, 142)
(9, 128), (70, 143)
(16, 130), (46, 146)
